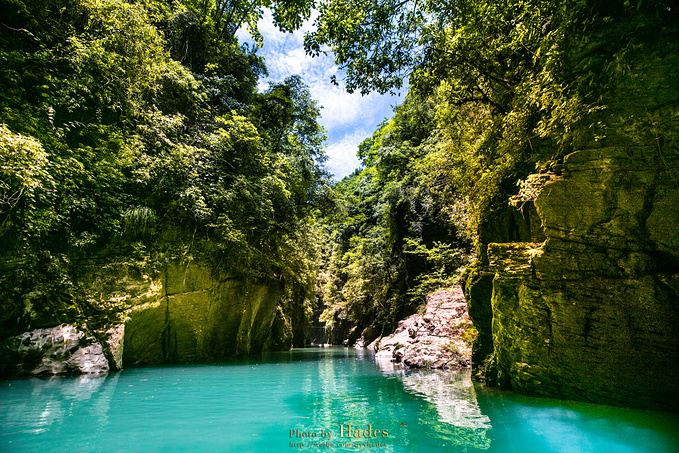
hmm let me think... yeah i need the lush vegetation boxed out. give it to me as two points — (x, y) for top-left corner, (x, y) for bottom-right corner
(2, 0), (676, 347)
(0, 0), (327, 336)
(311, 0), (678, 341)
(316, 96), (472, 341)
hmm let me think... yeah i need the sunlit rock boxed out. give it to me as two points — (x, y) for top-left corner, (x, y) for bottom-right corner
(371, 287), (472, 369)
(0, 324), (109, 375)
(122, 263), (285, 365)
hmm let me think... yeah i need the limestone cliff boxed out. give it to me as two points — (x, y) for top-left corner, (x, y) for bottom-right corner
(0, 257), (295, 376)
(464, 21), (679, 412)
(123, 263), (289, 366)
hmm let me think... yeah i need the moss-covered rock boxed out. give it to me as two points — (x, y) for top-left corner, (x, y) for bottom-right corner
(122, 262), (287, 365)
(467, 144), (679, 410)
(0, 256), (296, 375)
(488, 250), (679, 411)
(465, 12), (679, 412)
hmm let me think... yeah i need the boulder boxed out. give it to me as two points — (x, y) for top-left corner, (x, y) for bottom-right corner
(0, 324), (109, 375)
(373, 287), (472, 369)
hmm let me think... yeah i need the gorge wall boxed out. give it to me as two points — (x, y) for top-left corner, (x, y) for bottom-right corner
(0, 258), (295, 376)
(121, 263), (291, 365)
(465, 22), (679, 412)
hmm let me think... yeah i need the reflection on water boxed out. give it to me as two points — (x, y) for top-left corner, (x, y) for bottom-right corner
(0, 348), (677, 453)
(375, 358), (491, 429)
(375, 357), (491, 450)
(2, 374), (119, 436)
(402, 370), (491, 429)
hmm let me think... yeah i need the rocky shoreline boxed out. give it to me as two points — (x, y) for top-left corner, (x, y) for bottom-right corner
(368, 287), (473, 369)
(0, 324), (123, 376)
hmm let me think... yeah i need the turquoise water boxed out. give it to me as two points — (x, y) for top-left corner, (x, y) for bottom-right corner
(1, 347), (677, 452)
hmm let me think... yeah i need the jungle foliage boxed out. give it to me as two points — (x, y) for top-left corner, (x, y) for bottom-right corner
(313, 0), (678, 339)
(0, 0), (326, 335)
(316, 95), (472, 340)
(2, 0), (676, 344)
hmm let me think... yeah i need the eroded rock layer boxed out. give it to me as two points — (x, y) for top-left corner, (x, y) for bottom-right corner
(466, 146), (679, 411)
(371, 288), (472, 369)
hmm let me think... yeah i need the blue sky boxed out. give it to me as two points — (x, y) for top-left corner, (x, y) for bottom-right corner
(237, 11), (402, 180)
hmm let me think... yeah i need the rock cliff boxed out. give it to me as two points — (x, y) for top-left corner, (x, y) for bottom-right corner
(123, 263), (289, 366)
(0, 257), (295, 376)
(464, 22), (679, 411)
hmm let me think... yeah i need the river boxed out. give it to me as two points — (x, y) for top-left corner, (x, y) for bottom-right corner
(0, 347), (677, 452)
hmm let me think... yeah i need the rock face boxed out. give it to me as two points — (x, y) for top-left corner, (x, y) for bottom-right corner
(119, 263), (288, 366)
(105, 324), (125, 370)
(467, 149), (679, 410)
(371, 287), (472, 369)
(0, 324), (109, 375)
(0, 258), (294, 376)
(466, 149), (679, 411)
(464, 16), (679, 412)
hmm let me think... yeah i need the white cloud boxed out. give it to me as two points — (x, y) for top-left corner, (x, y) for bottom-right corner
(238, 9), (401, 180)
(258, 11), (288, 46)
(264, 46), (315, 79)
(312, 82), (388, 130)
(325, 130), (373, 179)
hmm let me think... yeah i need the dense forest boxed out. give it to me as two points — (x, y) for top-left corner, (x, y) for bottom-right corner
(312, 0), (679, 343)
(0, 0), (331, 340)
(1, 0), (678, 410)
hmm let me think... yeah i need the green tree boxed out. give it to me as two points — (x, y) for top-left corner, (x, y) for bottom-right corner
(183, 0), (313, 45)
(0, 0), (330, 343)
(317, 95), (471, 341)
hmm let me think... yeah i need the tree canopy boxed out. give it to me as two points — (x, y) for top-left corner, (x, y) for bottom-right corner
(0, 0), (328, 336)
(311, 0), (679, 340)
